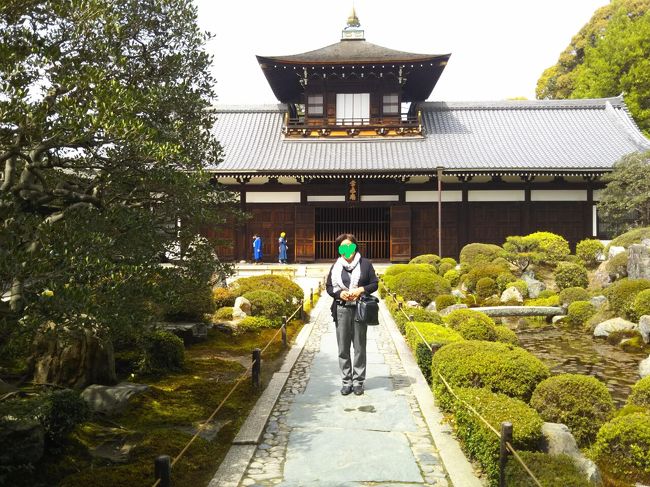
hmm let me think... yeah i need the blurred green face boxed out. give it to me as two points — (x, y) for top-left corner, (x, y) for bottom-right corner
(338, 242), (356, 259)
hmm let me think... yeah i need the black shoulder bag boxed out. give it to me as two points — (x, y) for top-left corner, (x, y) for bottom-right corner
(355, 294), (380, 326)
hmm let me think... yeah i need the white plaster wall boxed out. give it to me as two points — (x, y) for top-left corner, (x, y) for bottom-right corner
(530, 189), (588, 201)
(467, 190), (525, 202)
(246, 191), (301, 203)
(405, 191), (463, 203)
(307, 195), (346, 202)
(360, 195), (399, 202)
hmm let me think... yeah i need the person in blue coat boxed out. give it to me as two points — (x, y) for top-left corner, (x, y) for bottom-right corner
(278, 232), (288, 264)
(252, 234), (263, 264)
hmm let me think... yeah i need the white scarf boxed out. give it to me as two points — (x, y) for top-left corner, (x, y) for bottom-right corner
(331, 253), (362, 294)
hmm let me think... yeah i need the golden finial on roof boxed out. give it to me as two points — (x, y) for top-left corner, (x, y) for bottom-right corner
(347, 6), (360, 28)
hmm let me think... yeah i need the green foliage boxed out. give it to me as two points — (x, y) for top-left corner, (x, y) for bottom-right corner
(213, 307), (233, 321)
(242, 290), (287, 319)
(506, 280), (528, 298)
(566, 301), (597, 327)
(440, 257), (457, 267)
(627, 376), (650, 409)
(435, 294), (457, 311)
(405, 322), (463, 383)
(237, 316), (277, 332)
(212, 287), (236, 309)
(163, 276), (215, 322)
(432, 341), (550, 408)
(444, 309), (498, 341)
(554, 262), (589, 290)
(524, 293), (561, 307)
(453, 387), (543, 486)
(503, 232), (570, 271)
(232, 275), (303, 305)
(463, 262), (510, 292)
(389, 271), (451, 306)
(531, 374), (614, 446)
(393, 308), (443, 335)
(609, 226), (650, 248)
(443, 269), (460, 287)
(38, 390), (90, 444)
(633, 289), (650, 319)
(606, 250), (629, 280)
(437, 262), (454, 276)
(576, 239), (605, 267)
(409, 254), (441, 266)
(493, 325), (519, 345)
(505, 452), (592, 487)
(140, 331), (185, 374)
(603, 278), (650, 318)
(459, 243), (505, 266)
(593, 412), (650, 483)
(558, 287), (591, 306)
(496, 272), (517, 292)
(476, 277), (498, 299)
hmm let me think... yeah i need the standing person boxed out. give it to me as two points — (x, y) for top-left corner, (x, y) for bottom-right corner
(278, 232), (288, 264)
(252, 234), (263, 264)
(326, 233), (378, 396)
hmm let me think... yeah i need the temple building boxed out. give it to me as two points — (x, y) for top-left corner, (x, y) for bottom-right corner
(208, 10), (650, 263)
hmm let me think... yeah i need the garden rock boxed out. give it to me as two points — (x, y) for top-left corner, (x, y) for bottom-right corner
(439, 303), (468, 316)
(541, 422), (602, 486)
(594, 261), (612, 288)
(233, 296), (251, 319)
(552, 315), (567, 324)
(639, 315), (650, 344)
(81, 382), (150, 415)
(0, 418), (44, 465)
(522, 271), (546, 298)
(451, 289), (466, 299)
(162, 322), (207, 344)
(425, 302), (437, 312)
(628, 244), (650, 280)
(593, 318), (638, 338)
(500, 286), (523, 304)
(608, 246), (625, 258)
(405, 300), (421, 309)
(91, 439), (136, 463)
(589, 295), (608, 309)
(640, 355), (650, 378)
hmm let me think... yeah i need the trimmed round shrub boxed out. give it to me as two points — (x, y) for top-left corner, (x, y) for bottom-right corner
(505, 452), (592, 487)
(606, 250), (629, 279)
(444, 309), (498, 341)
(437, 262), (454, 275)
(460, 243), (505, 266)
(524, 293), (560, 307)
(604, 278), (650, 318)
(592, 412), (650, 483)
(390, 271), (451, 306)
(37, 389), (89, 444)
(554, 262), (588, 290)
(608, 226), (650, 249)
(531, 374), (614, 446)
(232, 274), (303, 305)
(431, 340), (550, 406)
(576, 238), (605, 267)
(409, 254), (441, 266)
(213, 286), (236, 309)
(627, 376), (650, 409)
(526, 231), (570, 262)
(538, 289), (557, 299)
(213, 306), (234, 321)
(476, 277), (498, 299)
(633, 289), (650, 320)
(384, 263), (437, 277)
(494, 325), (519, 345)
(405, 322), (463, 383)
(453, 387), (543, 484)
(393, 308), (443, 334)
(558, 286), (590, 306)
(496, 272), (517, 292)
(440, 257), (457, 267)
(435, 294), (456, 311)
(238, 316), (276, 332)
(242, 290), (287, 319)
(566, 300), (596, 327)
(141, 331), (185, 374)
(443, 269), (460, 287)
(463, 262), (510, 292)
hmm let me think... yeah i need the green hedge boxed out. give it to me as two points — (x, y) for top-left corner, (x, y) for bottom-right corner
(389, 271), (451, 306)
(405, 321), (463, 383)
(627, 376), (650, 409)
(603, 278), (650, 319)
(232, 274), (303, 305)
(384, 263), (437, 277)
(392, 307), (443, 335)
(242, 290), (288, 319)
(431, 341), (550, 409)
(444, 309), (498, 341)
(505, 452), (591, 487)
(530, 374), (614, 447)
(566, 301), (596, 327)
(494, 325), (519, 345)
(459, 243), (505, 266)
(409, 254), (441, 266)
(558, 287), (590, 306)
(554, 262), (589, 290)
(238, 316), (277, 332)
(453, 387), (544, 486)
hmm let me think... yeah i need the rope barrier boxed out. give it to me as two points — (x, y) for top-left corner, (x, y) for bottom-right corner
(151, 299), (306, 487)
(381, 279), (543, 487)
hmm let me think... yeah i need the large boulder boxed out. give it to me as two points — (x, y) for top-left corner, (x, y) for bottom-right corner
(81, 382), (150, 415)
(522, 271), (546, 298)
(589, 295), (608, 309)
(406, 300), (421, 309)
(593, 261), (612, 289)
(628, 244), (650, 280)
(451, 289), (466, 299)
(593, 318), (638, 338)
(500, 286), (524, 304)
(640, 315), (650, 344)
(608, 246), (626, 258)
(425, 301), (437, 312)
(439, 303), (468, 316)
(232, 296), (251, 320)
(541, 422), (602, 486)
(0, 418), (44, 465)
(162, 322), (208, 344)
(640, 355), (650, 378)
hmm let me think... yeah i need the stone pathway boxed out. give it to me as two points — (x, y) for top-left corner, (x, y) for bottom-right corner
(239, 295), (449, 486)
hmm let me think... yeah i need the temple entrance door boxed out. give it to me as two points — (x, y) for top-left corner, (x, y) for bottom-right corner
(315, 207), (390, 260)
(295, 206), (315, 262)
(390, 205), (411, 262)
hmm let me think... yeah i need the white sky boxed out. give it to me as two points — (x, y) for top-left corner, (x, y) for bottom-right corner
(194, 0), (608, 104)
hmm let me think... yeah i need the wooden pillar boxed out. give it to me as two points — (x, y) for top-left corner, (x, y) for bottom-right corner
(238, 181), (248, 261)
(586, 178), (594, 238)
(460, 180), (469, 251)
(523, 177), (532, 235)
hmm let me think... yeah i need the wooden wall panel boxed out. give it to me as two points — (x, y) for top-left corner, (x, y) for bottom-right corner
(467, 203), (522, 248)
(390, 205), (411, 262)
(531, 202), (588, 248)
(411, 204), (460, 259)
(294, 206), (315, 262)
(245, 205), (295, 262)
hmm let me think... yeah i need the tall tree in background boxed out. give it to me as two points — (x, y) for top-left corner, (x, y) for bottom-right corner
(537, 0), (650, 136)
(0, 0), (237, 376)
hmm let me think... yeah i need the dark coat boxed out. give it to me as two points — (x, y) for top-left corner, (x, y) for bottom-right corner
(326, 256), (378, 322)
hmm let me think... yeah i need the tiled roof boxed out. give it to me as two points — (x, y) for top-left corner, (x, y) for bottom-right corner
(210, 97), (650, 176)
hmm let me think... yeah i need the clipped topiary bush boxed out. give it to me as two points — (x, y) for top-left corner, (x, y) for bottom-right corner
(409, 254), (441, 266)
(453, 387), (544, 485)
(437, 262), (454, 276)
(496, 272), (517, 292)
(238, 316), (277, 332)
(627, 376), (650, 409)
(554, 262), (589, 290)
(566, 300), (596, 327)
(242, 290), (288, 319)
(443, 269), (460, 287)
(506, 279), (528, 298)
(384, 263), (437, 277)
(463, 262), (510, 292)
(405, 321), (463, 383)
(505, 452), (591, 487)
(459, 243), (505, 266)
(444, 309), (498, 341)
(633, 289), (650, 320)
(592, 412), (650, 483)
(576, 238), (605, 267)
(531, 374), (614, 446)
(393, 308), (443, 335)
(390, 271), (451, 306)
(558, 286), (590, 306)
(232, 274), (303, 305)
(212, 286), (236, 309)
(525, 293), (560, 307)
(494, 325), (519, 345)
(606, 250), (629, 279)
(526, 231), (571, 262)
(435, 294), (457, 311)
(476, 277), (498, 299)
(140, 331), (185, 374)
(440, 257), (457, 267)
(604, 278), (650, 318)
(608, 226), (650, 249)
(213, 306), (234, 321)
(431, 340), (550, 407)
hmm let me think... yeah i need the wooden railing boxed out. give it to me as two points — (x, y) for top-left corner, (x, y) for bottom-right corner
(282, 112), (422, 137)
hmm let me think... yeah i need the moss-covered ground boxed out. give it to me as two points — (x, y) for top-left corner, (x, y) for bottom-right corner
(5, 320), (304, 487)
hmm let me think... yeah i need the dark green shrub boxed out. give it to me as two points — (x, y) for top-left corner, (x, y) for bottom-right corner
(554, 262), (588, 290)
(232, 274), (303, 305)
(164, 282), (214, 321)
(608, 226), (650, 248)
(238, 316), (277, 332)
(604, 278), (650, 318)
(558, 286), (590, 306)
(409, 254), (441, 266)
(444, 309), (498, 341)
(393, 308), (443, 334)
(432, 341), (550, 408)
(213, 307), (233, 321)
(242, 290), (287, 319)
(405, 322), (463, 383)
(494, 325), (519, 345)
(476, 277), (498, 299)
(453, 387), (543, 485)
(390, 271), (451, 306)
(505, 452), (591, 487)
(566, 301), (596, 327)
(459, 243), (505, 266)
(38, 390), (89, 444)
(443, 269), (460, 286)
(384, 263), (437, 277)
(463, 262), (510, 292)
(592, 412), (650, 483)
(606, 250), (629, 279)
(576, 238), (605, 267)
(140, 331), (185, 374)
(496, 272), (517, 292)
(627, 376), (650, 409)
(531, 374), (614, 446)
(212, 287), (236, 309)
(435, 294), (457, 311)
(633, 289), (650, 319)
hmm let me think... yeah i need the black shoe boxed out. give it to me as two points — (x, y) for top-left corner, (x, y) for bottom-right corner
(340, 385), (353, 396)
(353, 385), (364, 396)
